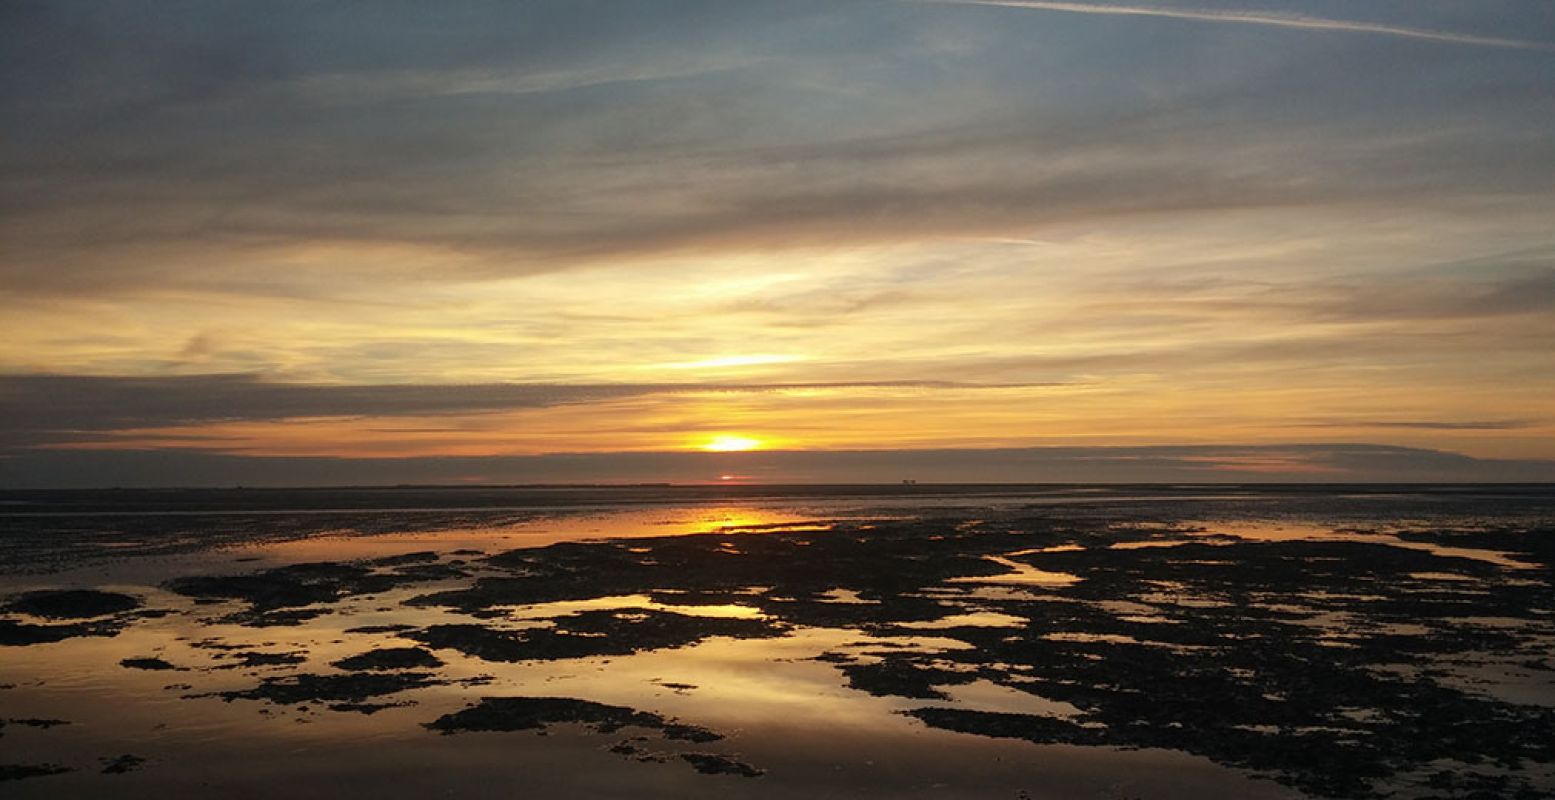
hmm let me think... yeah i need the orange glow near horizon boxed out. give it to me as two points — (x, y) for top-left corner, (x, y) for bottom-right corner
(36, 378), (1555, 464)
(5, 1), (1555, 488)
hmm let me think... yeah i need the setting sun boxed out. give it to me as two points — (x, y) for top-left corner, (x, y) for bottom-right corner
(702, 435), (763, 452)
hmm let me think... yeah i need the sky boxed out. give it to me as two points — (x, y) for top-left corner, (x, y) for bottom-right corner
(2, 0), (1553, 487)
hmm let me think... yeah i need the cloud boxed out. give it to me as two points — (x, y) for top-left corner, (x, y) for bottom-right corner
(0, 3), (1550, 476)
(1290, 420), (1538, 432)
(930, 1), (1555, 51)
(1093, 261), (1555, 329)
(4, 443), (1552, 488)
(4, 1), (1552, 297)
(0, 373), (1055, 448)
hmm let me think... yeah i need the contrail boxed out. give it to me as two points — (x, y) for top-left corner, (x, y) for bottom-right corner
(931, 0), (1555, 52)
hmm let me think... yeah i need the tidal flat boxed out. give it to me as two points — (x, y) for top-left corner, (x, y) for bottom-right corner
(1, 485), (1552, 799)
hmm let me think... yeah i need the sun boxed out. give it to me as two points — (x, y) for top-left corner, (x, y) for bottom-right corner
(702, 435), (762, 452)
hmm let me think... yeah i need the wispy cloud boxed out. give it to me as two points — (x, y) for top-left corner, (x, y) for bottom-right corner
(932, 1), (1555, 51)
(1290, 419), (1539, 431)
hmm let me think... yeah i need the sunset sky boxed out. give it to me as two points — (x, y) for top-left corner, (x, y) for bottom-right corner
(3, 1), (1553, 486)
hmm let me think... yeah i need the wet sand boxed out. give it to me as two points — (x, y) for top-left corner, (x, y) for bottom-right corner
(2, 485), (1552, 798)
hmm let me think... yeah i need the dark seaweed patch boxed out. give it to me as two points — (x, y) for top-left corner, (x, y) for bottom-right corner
(836, 659), (978, 700)
(0, 763), (71, 781)
(210, 671), (443, 709)
(2, 718), (70, 730)
(371, 551), (440, 566)
(409, 609), (781, 662)
(332, 647), (443, 671)
(428, 695), (749, 776)
(231, 651), (307, 667)
(3, 590), (141, 619)
(215, 607), (332, 627)
(100, 754), (146, 774)
(0, 589), (144, 645)
(427, 696), (727, 751)
(327, 701), (414, 714)
(0, 718), (70, 739)
(166, 562), (400, 612)
(388, 562), (470, 581)
(120, 657), (180, 671)
(427, 696), (683, 735)
(0, 618), (123, 646)
(1396, 527), (1555, 569)
(608, 738), (666, 762)
(343, 624), (417, 634)
(680, 753), (764, 778)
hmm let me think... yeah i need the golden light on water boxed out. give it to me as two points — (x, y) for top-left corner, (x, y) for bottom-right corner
(702, 435), (763, 452)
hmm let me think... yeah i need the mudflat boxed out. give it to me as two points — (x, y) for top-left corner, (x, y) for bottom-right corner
(1, 484), (1552, 799)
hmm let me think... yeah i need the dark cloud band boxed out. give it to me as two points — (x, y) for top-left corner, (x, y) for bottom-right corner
(0, 373), (1056, 447)
(4, 443), (1552, 489)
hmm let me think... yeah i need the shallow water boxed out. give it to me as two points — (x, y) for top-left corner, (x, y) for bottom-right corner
(2, 485), (1553, 798)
